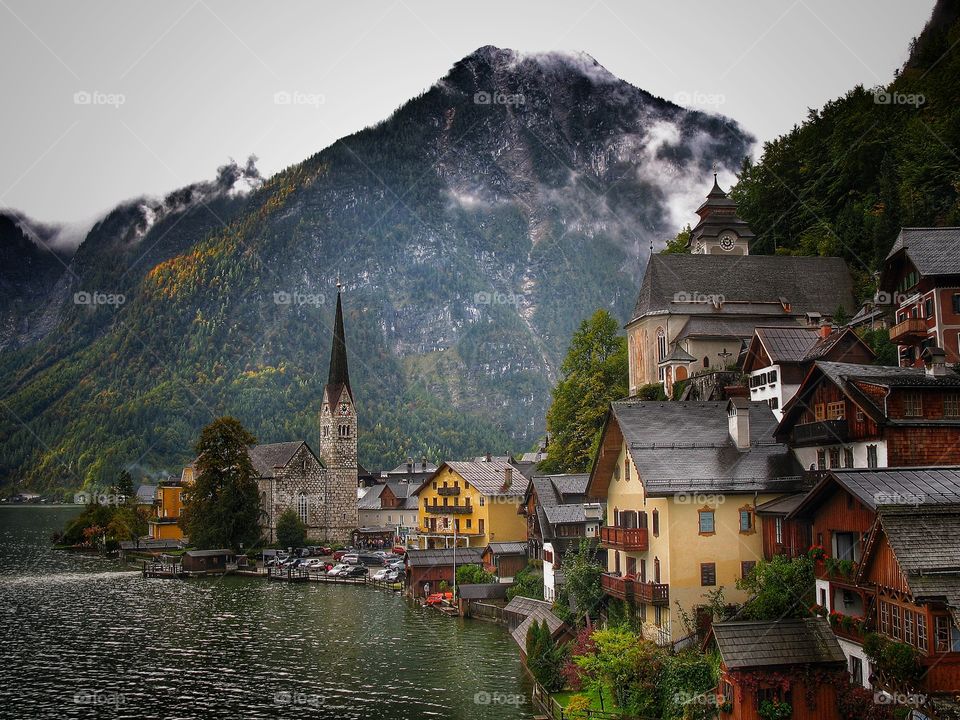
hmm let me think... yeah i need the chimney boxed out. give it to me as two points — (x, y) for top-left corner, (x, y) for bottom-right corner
(503, 466), (513, 489)
(819, 321), (833, 339)
(485, 452), (492, 462)
(727, 398), (751, 450)
(406, 456), (413, 474)
(923, 347), (948, 377)
(421, 456), (428, 472)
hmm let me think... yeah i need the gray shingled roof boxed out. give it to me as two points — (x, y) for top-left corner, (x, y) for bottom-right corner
(551, 474), (590, 498)
(441, 460), (529, 497)
(632, 254), (855, 321)
(184, 549), (234, 558)
(504, 595), (554, 617)
(675, 316), (769, 342)
(713, 618), (846, 669)
(753, 326), (821, 363)
(457, 583), (509, 600)
(357, 486), (384, 511)
(832, 468), (960, 509)
(528, 474), (595, 539)
(611, 401), (805, 494)
(405, 547), (483, 568)
(248, 441), (309, 478)
(486, 542), (527, 556)
(755, 493), (807, 515)
(135, 484), (157, 503)
(886, 227), (960, 276)
(512, 607), (565, 649)
(880, 504), (960, 573)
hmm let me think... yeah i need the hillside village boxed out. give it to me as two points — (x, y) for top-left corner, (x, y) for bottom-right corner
(81, 177), (960, 720)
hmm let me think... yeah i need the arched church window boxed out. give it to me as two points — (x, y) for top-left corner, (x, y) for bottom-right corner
(297, 493), (309, 525)
(657, 328), (666, 362)
(703, 356), (710, 368)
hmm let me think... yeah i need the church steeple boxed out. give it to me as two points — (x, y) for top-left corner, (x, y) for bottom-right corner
(688, 173), (755, 255)
(326, 285), (351, 401)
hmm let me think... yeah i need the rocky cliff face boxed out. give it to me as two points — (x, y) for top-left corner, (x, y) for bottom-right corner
(0, 46), (753, 490)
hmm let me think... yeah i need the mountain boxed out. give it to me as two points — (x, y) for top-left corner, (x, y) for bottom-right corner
(732, 0), (960, 298)
(0, 46), (753, 492)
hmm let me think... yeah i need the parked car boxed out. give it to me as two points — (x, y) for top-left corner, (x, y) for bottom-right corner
(303, 558), (324, 569)
(343, 565), (368, 578)
(384, 570), (402, 583)
(333, 548), (354, 562)
(392, 546), (407, 556)
(327, 563), (350, 576)
(358, 553), (385, 566)
(387, 559), (405, 570)
(372, 568), (392, 581)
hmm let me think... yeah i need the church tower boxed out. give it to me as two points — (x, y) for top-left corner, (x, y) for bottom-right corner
(688, 174), (755, 255)
(318, 285), (359, 544)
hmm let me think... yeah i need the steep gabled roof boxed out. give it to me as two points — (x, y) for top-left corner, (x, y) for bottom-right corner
(884, 227), (960, 277)
(788, 467), (960, 520)
(712, 618), (845, 670)
(247, 441), (316, 478)
(588, 401), (805, 498)
(631, 254), (855, 321)
(404, 547), (483, 567)
(415, 460), (529, 498)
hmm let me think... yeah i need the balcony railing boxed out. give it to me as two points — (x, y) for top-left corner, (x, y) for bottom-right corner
(889, 317), (928, 344)
(600, 574), (670, 605)
(792, 419), (849, 446)
(437, 486), (460, 496)
(425, 504), (472, 514)
(600, 526), (649, 551)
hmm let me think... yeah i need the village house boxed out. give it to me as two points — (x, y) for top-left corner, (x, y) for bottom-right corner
(741, 325), (875, 419)
(147, 472), (191, 541)
(413, 459), (528, 549)
(774, 353), (960, 471)
(878, 227), (960, 365)
(586, 398), (807, 647)
(356, 480), (420, 547)
(521, 473), (603, 601)
(481, 542), (528, 581)
(503, 596), (570, 660)
(784, 467), (960, 698)
(626, 177), (855, 396)
(710, 617), (847, 720)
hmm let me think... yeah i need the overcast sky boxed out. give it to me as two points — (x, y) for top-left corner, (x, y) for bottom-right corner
(0, 0), (934, 224)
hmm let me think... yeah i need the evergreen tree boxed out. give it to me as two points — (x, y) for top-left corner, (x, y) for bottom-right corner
(181, 417), (261, 550)
(115, 469), (134, 500)
(539, 310), (628, 473)
(660, 224), (692, 254)
(276, 508), (307, 549)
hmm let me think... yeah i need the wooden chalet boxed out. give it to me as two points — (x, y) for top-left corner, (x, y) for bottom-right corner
(403, 547), (483, 598)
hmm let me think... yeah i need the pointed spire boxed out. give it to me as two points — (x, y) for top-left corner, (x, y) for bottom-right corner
(327, 284), (351, 400)
(708, 171), (726, 198)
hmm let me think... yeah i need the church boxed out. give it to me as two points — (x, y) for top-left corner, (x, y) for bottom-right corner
(178, 289), (359, 546)
(627, 176), (857, 396)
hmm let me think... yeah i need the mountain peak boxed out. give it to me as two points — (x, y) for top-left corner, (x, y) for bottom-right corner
(455, 45), (618, 85)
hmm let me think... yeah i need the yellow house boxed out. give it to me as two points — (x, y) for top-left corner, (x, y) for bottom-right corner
(586, 398), (806, 646)
(413, 460), (528, 549)
(147, 465), (193, 541)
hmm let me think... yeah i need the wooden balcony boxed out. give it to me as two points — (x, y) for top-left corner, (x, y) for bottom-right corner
(600, 526), (649, 551)
(437, 486), (460, 496)
(425, 504), (472, 514)
(601, 573), (633, 600)
(792, 419), (848, 446)
(601, 574), (669, 605)
(889, 317), (928, 344)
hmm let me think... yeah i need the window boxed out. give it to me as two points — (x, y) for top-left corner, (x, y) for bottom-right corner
(338, 424), (351, 437)
(936, 616), (952, 652)
(479, 497), (485, 506)
(905, 610), (915, 646)
(698, 510), (715, 535)
(775, 517), (784, 544)
(903, 392), (923, 417)
(815, 404), (826, 421)
(867, 445), (879, 469)
(827, 401), (845, 420)
(844, 448), (854, 468)
(925, 298), (934, 319)
(918, 613), (928, 652)
(880, 601), (890, 635)
(624, 458), (631, 482)
(639, 559), (647, 582)
(817, 450), (827, 471)
(892, 605), (902, 640)
(819, 587), (828, 607)
(850, 656), (863, 686)
(953, 294), (960, 315)
(478, 519), (484, 534)
(946, 394), (960, 418)
(700, 563), (716, 586)
(322, 425), (329, 438)
(769, 397), (779, 410)
(703, 356), (710, 368)
(741, 561), (756, 578)
(739, 506), (754, 534)
(626, 556), (637, 577)
(297, 493), (309, 525)
(654, 557), (661, 583)
(652, 509), (659, 536)
(829, 448), (841, 469)
(769, 369), (778, 383)
(657, 328), (666, 362)
(654, 605), (664, 627)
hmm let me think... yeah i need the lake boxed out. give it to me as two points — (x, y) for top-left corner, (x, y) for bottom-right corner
(0, 506), (532, 719)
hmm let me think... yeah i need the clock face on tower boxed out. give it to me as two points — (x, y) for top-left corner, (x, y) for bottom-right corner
(718, 231), (737, 251)
(338, 402), (351, 416)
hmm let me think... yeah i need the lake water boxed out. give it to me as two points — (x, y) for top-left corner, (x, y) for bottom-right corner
(0, 506), (532, 719)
